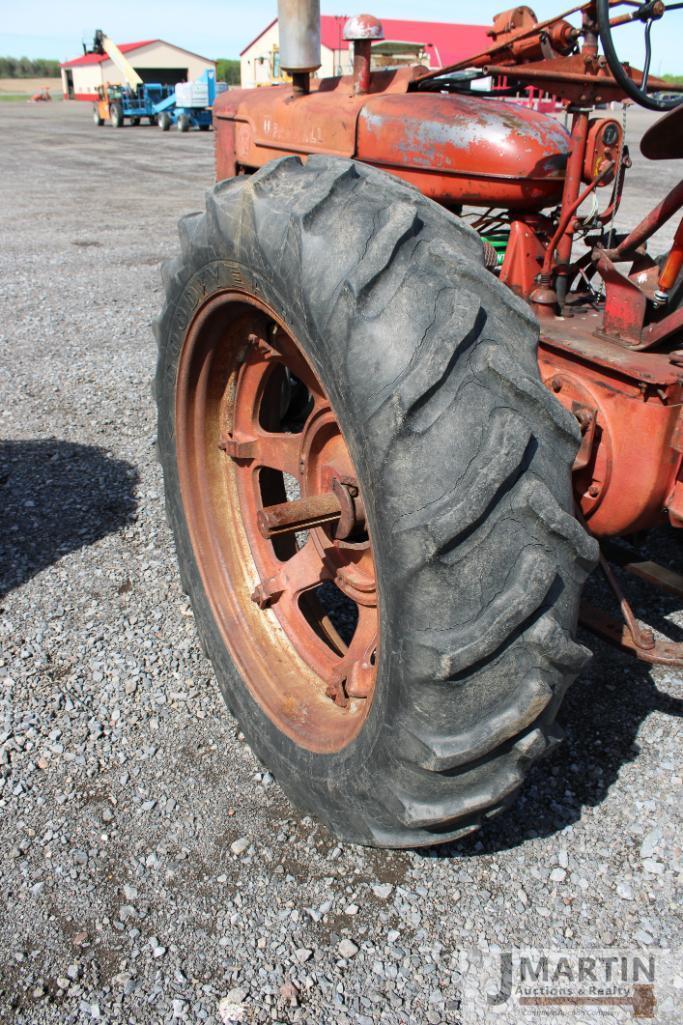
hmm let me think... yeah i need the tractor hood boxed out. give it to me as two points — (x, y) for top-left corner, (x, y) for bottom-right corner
(214, 70), (570, 210)
(356, 91), (570, 209)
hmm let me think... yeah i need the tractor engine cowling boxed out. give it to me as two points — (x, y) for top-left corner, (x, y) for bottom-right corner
(213, 75), (570, 212)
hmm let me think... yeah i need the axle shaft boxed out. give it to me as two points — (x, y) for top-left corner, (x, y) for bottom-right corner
(257, 493), (341, 539)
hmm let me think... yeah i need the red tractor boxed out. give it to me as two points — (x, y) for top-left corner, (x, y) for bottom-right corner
(154, 1), (683, 847)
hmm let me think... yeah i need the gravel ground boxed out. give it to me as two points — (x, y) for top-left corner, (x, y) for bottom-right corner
(1, 101), (681, 1025)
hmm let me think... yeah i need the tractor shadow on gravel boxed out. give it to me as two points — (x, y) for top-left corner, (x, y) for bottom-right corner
(0, 438), (138, 599)
(420, 532), (683, 859)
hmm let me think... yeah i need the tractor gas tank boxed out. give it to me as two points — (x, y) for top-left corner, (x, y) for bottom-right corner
(214, 73), (570, 211)
(356, 92), (570, 210)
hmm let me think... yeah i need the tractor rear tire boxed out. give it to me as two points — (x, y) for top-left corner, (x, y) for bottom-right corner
(110, 102), (124, 128)
(155, 156), (597, 848)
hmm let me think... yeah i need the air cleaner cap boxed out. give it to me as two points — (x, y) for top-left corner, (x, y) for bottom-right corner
(343, 14), (384, 41)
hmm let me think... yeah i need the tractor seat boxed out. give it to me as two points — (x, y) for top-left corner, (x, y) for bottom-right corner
(640, 103), (683, 160)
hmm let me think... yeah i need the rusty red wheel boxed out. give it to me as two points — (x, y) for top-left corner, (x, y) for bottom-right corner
(175, 294), (378, 753)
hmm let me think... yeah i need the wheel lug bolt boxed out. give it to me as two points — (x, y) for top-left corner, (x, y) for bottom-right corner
(250, 574), (285, 609)
(250, 584), (271, 609)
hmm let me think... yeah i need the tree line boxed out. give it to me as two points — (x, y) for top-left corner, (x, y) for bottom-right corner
(215, 59), (240, 85)
(0, 55), (241, 82)
(0, 56), (61, 77)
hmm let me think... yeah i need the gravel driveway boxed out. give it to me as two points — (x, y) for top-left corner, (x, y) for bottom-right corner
(1, 101), (681, 1025)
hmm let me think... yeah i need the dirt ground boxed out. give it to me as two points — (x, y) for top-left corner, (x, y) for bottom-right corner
(1, 100), (681, 1025)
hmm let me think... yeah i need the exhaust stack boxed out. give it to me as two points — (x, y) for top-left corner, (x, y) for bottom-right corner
(278, 0), (321, 92)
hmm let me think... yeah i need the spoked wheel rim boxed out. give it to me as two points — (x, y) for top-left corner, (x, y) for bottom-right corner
(175, 292), (379, 753)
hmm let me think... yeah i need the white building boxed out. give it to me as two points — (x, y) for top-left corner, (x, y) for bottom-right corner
(240, 16), (351, 87)
(60, 39), (215, 100)
(239, 15), (491, 88)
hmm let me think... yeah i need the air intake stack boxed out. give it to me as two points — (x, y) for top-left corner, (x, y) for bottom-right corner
(344, 14), (384, 94)
(278, 0), (321, 92)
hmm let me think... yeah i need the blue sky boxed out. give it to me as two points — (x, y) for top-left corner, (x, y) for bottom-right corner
(0, 0), (679, 73)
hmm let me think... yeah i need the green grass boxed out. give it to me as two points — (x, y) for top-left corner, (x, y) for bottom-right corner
(0, 90), (62, 101)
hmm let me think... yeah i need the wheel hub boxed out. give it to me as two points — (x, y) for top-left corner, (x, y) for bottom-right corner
(175, 294), (379, 749)
(299, 407), (375, 605)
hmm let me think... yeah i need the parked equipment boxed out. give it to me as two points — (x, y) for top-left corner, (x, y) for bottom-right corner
(156, 0), (683, 848)
(157, 70), (224, 132)
(89, 30), (174, 126)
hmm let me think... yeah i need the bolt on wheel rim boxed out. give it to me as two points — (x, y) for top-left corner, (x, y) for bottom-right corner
(175, 293), (379, 752)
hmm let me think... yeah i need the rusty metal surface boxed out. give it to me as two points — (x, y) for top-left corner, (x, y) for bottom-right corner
(529, 111), (593, 313)
(415, 2), (669, 106)
(597, 250), (650, 346)
(539, 329), (683, 536)
(481, 54), (669, 106)
(213, 67), (426, 170)
(580, 604), (683, 667)
(416, 3), (584, 81)
(215, 82), (360, 162)
(175, 292), (378, 751)
(356, 92), (570, 210)
(640, 307), (683, 350)
(255, 480), (365, 542)
(595, 544), (657, 652)
(606, 179), (683, 260)
(573, 231), (683, 350)
(350, 42), (372, 96)
(583, 118), (622, 185)
(500, 219), (547, 296)
(211, 4), (683, 594)
(343, 13), (384, 40)
(540, 318), (683, 383)
(214, 70), (570, 209)
(257, 492), (342, 539)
